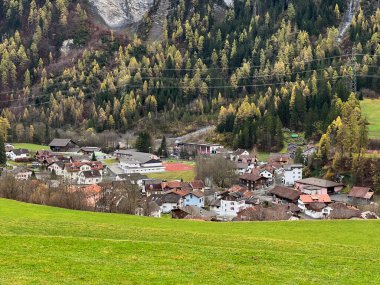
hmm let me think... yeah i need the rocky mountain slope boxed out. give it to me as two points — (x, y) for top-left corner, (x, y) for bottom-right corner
(88, 0), (155, 28)
(88, 0), (234, 29)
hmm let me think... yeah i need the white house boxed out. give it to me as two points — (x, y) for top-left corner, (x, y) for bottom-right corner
(160, 192), (183, 213)
(230, 149), (250, 161)
(220, 198), (246, 218)
(282, 164), (303, 186)
(15, 170), (33, 180)
(208, 198), (221, 215)
(78, 170), (102, 185)
(6, 149), (30, 161)
(62, 161), (104, 182)
(298, 194), (332, 219)
(259, 169), (273, 179)
(47, 161), (65, 176)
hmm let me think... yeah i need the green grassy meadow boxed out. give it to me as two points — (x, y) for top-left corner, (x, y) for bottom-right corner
(147, 170), (195, 181)
(361, 98), (380, 139)
(12, 143), (48, 151)
(0, 199), (380, 284)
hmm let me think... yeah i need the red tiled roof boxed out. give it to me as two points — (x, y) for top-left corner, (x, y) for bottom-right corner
(64, 161), (104, 172)
(162, 181), (182, 189)
(190, 191), (205, 198)
(240, 173), (267, 182)
(190, 180), (205, 189)
(348, 187), (374, 199)
(172, 189), (190, 197)
(300, 194), (331, 203)
(269, 186), (301, 201)
(228, 185), (247, 193)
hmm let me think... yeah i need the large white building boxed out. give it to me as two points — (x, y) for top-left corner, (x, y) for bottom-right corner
(282, 164), (303, 186)
(118, 151), (165, 174)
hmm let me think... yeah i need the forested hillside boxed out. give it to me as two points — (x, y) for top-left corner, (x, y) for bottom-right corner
(0, 0), (378, 147)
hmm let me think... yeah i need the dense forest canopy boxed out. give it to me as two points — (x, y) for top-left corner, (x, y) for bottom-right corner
(0, 0), (378, 149)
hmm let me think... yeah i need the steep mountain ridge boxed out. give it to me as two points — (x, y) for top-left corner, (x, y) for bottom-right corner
(88, 0), (155, 28)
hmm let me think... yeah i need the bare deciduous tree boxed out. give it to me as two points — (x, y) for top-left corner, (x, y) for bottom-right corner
(195, 156), (237, 188)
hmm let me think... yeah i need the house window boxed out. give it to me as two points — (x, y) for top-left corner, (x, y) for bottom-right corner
(230, 207), (234, 211)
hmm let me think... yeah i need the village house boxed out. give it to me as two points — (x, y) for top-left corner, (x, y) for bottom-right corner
(78, 170), (102, 185)
(47, 161), (66, 176)
(63, 161), (104, 182)
(235, 204), (301, 221)
(208, 198), (221, 215)
(230, 149), (250, 161)
(282, 164), (303, 186)
(348, 187), (374, 205)
(49, 139), (80, 152)
(11, 167), (33, 180)
(295, 177), (344, 195)
(239, 173), (269, 190)
(171, 206), (216, 220)
(145, 182), (164, 196)
(115, 173), (148, 187)
(4, 143), (14, 152)
(6, 149), (30, 161)
(258, 169), (273, 180)
(136, 198), (162, 218)
(182, 191), (205, 208)
(269, 186), (302, 204)
(298, 194), (332, 219)
(218, 191), (247, 219)
(268, 153), (291, 166)
(327, 203), (361, 219)
(160, 191), (184, 213)
(79, 147), (101, 155)
(190, 180), (205, 192)
(236, 162), (249, 175)
(70, 155), (91, 163)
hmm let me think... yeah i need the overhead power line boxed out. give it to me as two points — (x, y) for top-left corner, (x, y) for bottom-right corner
(2, 74), (379, 110)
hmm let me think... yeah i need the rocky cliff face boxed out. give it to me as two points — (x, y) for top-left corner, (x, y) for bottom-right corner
(88, 0), (155, 29)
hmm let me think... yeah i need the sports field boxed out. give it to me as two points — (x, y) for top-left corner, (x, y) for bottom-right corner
(0, 199), (379, 284)
(361, 98), (380, 139)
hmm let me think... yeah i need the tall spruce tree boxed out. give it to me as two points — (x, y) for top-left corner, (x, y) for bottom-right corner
(158, 136), (168, 157)
(135, 132), (153, 153)
(0, 135), (7, 166)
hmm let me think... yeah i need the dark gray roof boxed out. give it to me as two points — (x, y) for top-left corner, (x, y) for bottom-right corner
(296, 177), (344, 188)
(161, 192), (181, 203)
(269, 186), (301, 201)
(12, 149), (29, 155)
(80, 147), (101, 152)
(117, 173), (148, 181)
(48, 161), (65, 168)
(176, 206), (217, 218)
(233, 149), (248, 156)
(81, 170), (101, 178)
(148, 194), (163, 206)
(208, 198), (221, 207)
(143, 159), (162, 164)
(49, 138), (77, 147)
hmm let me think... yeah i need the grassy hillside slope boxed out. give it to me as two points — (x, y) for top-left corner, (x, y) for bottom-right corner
(361, 98), (380, 139)
(0, 199), (379, 284)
